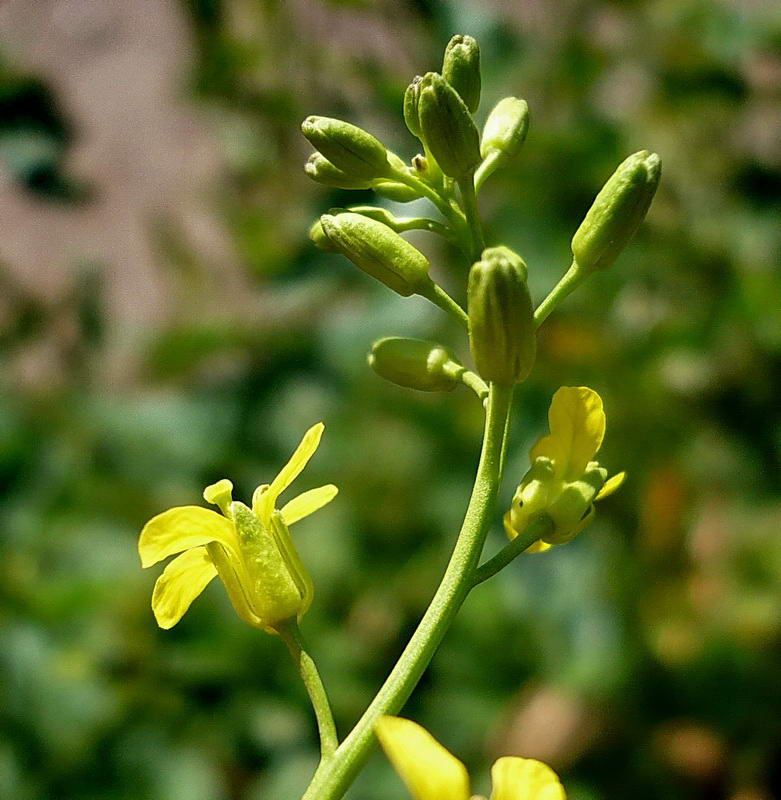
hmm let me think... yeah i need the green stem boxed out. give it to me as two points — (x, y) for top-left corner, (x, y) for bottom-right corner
(474, 150), (503, 193)
(396, 217), (460, 247)
(471, 516), (554, 588)
(534, 261), (586, 328)
(458, 174), (485, 261)
(417, 281), (469, 330)
(391, 169), (469, 241)
(301, 383), (514, 800)
(279, 621), (339, 760)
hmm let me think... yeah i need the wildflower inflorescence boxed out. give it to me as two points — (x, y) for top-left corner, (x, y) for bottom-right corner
(139, 33), (659, 800)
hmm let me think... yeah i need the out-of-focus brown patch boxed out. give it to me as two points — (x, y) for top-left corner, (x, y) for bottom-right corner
(654, 720), (726, 780)
(639, 462), (688, 558)
(489, 684), (601, 769)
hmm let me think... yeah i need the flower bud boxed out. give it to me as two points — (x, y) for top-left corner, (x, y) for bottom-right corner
(368, 337), (462, 392)
(417, 72), (481, 178)
(301, 116), (390, 180)
(304, 152), (373, 190)
(480, 97), (529, 161)
(571, 150), (661, 272)
(468, 246), (536, 384)
(442, 34), (481, 112)
(403, 77), (422, 138)
(373, 180), (421, 203)
(319, 212), (431, 296)
(309, 218), (341, 252)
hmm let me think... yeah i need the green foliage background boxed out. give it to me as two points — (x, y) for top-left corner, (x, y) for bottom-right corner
(1, 1), (780, 798)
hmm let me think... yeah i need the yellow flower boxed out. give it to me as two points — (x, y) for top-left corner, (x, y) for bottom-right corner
(504, 387), (625, 552)
(376, 716), (565, 800)
(138, 423), (337, 632)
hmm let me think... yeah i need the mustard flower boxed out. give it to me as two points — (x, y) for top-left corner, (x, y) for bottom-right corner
(504, 387), (625, 552)
(376, 716), (565, 800)
(139, 423), (337, 632)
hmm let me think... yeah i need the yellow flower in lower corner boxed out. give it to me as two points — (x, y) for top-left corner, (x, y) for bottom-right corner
(138, 423), (337, 633)
(504, 386), (625, 553)
(376, 716), (565, 800)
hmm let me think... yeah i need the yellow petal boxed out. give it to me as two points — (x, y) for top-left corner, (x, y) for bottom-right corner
(257, 422), (325, 521)
(376, 716), (470, 800)
(281, 484), (339, 525)
(595, 471), (626, 501)
(139, 506), (239, 568)
(526, 540), (553, 554)
(151, 546), (218, 629)
(490, 757), (566, 800)
(530, 387), (605, 481)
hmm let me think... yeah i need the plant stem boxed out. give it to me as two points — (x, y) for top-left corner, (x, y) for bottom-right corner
(471, 516), (554, 587)
(534, 261), (586, 328)
(458, 174), (485, 261)
(392, 169), (467, 232)
(301, 383), (514, 800)
(279, 621), (339, 760)
(418, 281), (469, 330)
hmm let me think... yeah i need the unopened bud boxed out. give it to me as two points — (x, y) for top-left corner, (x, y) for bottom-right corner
(305, 153), (373, 190)
(443, 34), (481, 113)
(368, 337), (462, 392)
(571, 150), (661, 272)
(417, 72), (481, 178)
(319, 212), (431, 296)
(301, 116), (390, 180)
(480, 97), (529, 161)
(309, 218), (341, 252)
(468, 246), (536, 384)
(403, 77), (422, 138)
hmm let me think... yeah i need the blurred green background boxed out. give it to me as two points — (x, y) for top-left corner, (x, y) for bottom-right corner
(1, 1), (780, 798)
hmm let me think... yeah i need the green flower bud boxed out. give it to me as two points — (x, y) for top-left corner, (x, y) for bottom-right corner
(480, 97), (529, 161)
(319, 212), (431, 296)
(571, 150), (661, 272)
(468, 246), (536, 384)
(301, 116), (390, 180)
(373, 180), (421, 203)
(304, 153), (373, 190)
(309, 218), (341, 252)
(403, 77), (422, 138)
(442, 34), (481, 112)
(417, 72), (481, 178)
(368, 337), (462, 392)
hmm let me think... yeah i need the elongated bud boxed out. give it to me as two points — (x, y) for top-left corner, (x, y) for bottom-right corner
(480, 97), (529, 160)
(403, 77), (422, 138)
(373, 180), (421, 203)
(417, 72), (481, 178)
(368, 337), (462, 392)
(319, 212), (431, 296)
(442, 34), (481, 112)
(571, 150), (661, 272)
(304, 153), (373, 190)
(309, 219), (341, 252)
(468, 246), (536, 384)
(301, 116), (390, 180)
